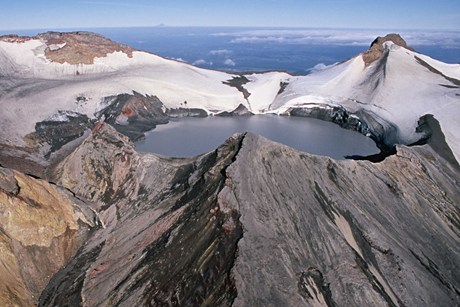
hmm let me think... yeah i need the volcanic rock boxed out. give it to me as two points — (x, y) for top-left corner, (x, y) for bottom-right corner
(37, 120), (460, 306)
(0, 31), (134, 65)
(41, 31), (133, 65)
(0, 166), (96, 306)
(217, 103), (254, 116)
(96, 92), (169, 141)
(42, 124), (244, 306)
(166, 107), (208, 118)
(362, 33), (413, 65)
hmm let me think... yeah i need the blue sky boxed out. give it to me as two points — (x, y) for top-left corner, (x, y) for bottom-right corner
(0, 0), (459, 30)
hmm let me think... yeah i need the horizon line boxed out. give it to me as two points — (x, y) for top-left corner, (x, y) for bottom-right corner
(1, 25), (459, 33)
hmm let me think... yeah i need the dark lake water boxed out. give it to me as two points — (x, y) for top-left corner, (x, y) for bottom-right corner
(135, 116), (379, 159)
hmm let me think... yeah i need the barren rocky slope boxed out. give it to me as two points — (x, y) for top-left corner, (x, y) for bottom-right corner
(32, 121), (459, 306)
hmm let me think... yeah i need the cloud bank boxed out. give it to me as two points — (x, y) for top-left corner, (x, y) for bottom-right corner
(224, 59), (236, 66)
(212, 29), (460, 48)
(192, 59), (213, 66)
(209, 49), (232, 55)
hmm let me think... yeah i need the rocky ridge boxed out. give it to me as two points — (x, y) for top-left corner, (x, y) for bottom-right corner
(0, 31), (134, 65)
(28, 118), (459, 306)
(41, 123), (244, 306)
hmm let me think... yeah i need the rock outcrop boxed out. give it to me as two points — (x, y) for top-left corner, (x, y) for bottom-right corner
(41, 31), (133, 64)
(362, 33), (413, 65)
(0, 31), (134, 65)
(166, 107), (208, 118)
(0, 167), (96, 306)
(96, 92), (169, 141)
(35, 120), (460, 306)
(217, 103), (254, 117)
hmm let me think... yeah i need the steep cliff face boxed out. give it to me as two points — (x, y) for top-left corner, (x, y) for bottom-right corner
(0, 167), (96, 306)
(37, 121), (460, 306)
(42, 124), (244, 306)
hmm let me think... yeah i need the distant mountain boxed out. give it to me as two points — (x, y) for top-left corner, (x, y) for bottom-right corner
(0, 32), (459, 307)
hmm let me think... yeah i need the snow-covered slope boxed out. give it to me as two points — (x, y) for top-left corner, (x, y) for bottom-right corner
(273, 42), (460, 159)
(0, 33), (290, 145)
(0, 32), (459, 161)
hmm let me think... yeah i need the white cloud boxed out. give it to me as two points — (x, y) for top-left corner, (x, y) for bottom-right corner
(192, 59), (206, 65)
(307, 63), (336, 73)
(209, 49), (232, 55)
(212, 29), (460, 48)
(224, 59), (236, 66)
(192, 59), (211, 66)
(192, 59), (207, 65)
(171, 57), (186, 63)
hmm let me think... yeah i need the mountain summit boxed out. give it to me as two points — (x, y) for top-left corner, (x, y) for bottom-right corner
(0, 31), (133, 65)
(362, 33), (412, 65)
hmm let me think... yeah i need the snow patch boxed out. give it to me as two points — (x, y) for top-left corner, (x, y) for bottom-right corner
(48, 43), (66, 51)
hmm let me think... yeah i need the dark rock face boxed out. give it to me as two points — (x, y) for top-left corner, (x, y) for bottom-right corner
(287, 104), (371, 136)
(222, 75), (251, 99)
(277, 81), (289, 95)
(415, 114), (459, 170)
(298, 268), (336, 306)
(166, 107), (208, 118)
(26, 111), (95, 158)
(32, 122), (460, 306)
(96, 92), (169, 141)
(217, 103), (254, 117)
(286, 105), (402, 161)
